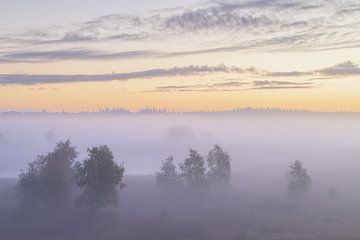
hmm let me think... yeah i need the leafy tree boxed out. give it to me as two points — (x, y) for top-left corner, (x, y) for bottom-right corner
(75, 145), (125, 210)
(18, 140), (78, 207)
(287, 160), (311, 198)
(179, 149), (206, 188)
(18, 156), (47, 207)
(156, 155), (181, 188)
(207, 145), (231, 185)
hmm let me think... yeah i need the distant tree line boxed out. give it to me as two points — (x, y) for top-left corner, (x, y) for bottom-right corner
(156, 145), (312, 198)
(4, 106), (358, 116)
(17, 140), (312, 213)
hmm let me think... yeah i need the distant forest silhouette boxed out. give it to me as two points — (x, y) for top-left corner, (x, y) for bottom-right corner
(1, 107), (359, 116)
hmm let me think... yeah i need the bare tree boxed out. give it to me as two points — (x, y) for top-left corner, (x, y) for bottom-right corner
(287, 160), (311, 198)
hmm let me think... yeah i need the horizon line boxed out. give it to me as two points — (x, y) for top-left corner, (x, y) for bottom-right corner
(1, 107), (360, 115)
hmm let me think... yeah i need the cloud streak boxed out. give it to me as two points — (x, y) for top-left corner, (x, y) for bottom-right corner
(251, 80), (314, 90)
(0, 61), (358, 86)
(151, 81), (249, 92)
(0, 46), (265, 63)
(0, 65), (247, 85)
(0, 49), (161, 63)
(265, 61), (360, 78)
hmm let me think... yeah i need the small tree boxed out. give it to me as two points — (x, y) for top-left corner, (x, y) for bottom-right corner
(287, 160), (311, 198)
(75, 145), (125, 210)
(179, 149), (206, 188)
(18, 140), (78, 208)
(207, 145), (231, 185)
(156, 155), (181, 188)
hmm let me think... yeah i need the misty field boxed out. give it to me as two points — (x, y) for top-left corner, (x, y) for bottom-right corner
(1, 111), (360, 240)
(1, 173), (360, 240)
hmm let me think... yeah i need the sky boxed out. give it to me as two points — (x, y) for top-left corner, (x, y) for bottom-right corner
(1, 0), (360, 112)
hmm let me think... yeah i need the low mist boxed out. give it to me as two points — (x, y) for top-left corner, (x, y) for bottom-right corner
(1, 111), (360, 239)
(1, 111), (359, 177)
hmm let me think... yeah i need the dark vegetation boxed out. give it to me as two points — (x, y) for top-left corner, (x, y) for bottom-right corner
(1, 140), (360, 240)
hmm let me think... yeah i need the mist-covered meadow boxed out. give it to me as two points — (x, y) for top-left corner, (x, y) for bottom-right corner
(1, 110), (360, 240)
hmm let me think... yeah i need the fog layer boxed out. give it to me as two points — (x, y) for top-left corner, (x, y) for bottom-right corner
(1, 112), (359, 178)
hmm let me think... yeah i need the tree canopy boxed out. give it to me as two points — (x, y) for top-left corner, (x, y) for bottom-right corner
(75, 145), (125, 210)
(156, 145), (232, 190)
(156, 155), (181, 188)
(18, 140), (78, 207)
(207, 144), (231, 185)
(287, 160), (311, 198)
(179, 149), (207, 188)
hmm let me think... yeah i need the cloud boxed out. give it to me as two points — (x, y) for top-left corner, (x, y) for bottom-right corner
(3, 37), (357, 64)
(252, 85), (313, 90)
(152, 81), (249, 92)
(266, 70), (310, 77)
(2, 0), (360, 56)
(163, 5), (274, 32)
(253, 80), (309, 86)
(315, 61), (360, 76)
(264, 61), (360, 78)
(1, 61), (359, 86)
(1, 34), (344, 64)
(6, 14), (147, 44)
(0, 64), (247, 85)
(0, 49), (161, 63)
(0, 59), (31, 64)
(211, 81), (249, 88)
(162, 45), (254, 58)
(4, 2), (281, 44)
(337, 6), (360, 15)
(152, 79), (314, 92)
(251, 80), (314, 90)
(49, 31), (149, 44)
(0, 46), (257, 63)
(299, 4), (323, 10)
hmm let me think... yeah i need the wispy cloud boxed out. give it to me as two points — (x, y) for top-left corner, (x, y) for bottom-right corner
(316, 61), (360, 76)
(0, 49), (161, 63)
(147, 79), (314, 92)
(2, 0), (360, 56)
(265, 61), (360, 77)
(3, 43), (359, 64)
(163, 4), (274, 32)
(0, 64), (247, 85)
(251, 80), (314, 90)
(0, 46), (259, 63)
(150, 81), (249, 92)
(0, 61), (359, 86)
